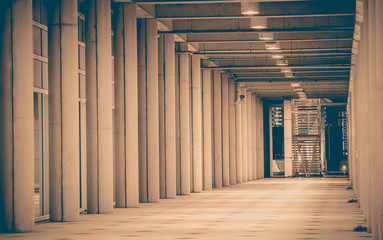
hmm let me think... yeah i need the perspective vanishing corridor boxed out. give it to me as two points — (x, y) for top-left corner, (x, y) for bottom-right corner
(0, 0), (383, 239)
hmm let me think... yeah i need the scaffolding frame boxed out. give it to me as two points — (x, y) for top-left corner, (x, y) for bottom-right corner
(292, 99), (322, 177)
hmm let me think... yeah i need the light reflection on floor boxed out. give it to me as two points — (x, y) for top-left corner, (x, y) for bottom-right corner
(0, 178), (371, 240)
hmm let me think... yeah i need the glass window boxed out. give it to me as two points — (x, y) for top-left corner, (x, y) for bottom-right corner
(79, 74), (86, 99)
(33, 60), (42, 88)
(42, 62), (48, 90)
(78, 17), (86, 43)
(33, 0), (41, 23)
(78, 45), (86, 70)
(33, 26), (41, 55)
(41, 30), (48, 57)
(40, 0), (48, 25)
(32, 0), (48, 25)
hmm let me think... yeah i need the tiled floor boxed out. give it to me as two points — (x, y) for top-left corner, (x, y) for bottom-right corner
(1, 178), (371, 240)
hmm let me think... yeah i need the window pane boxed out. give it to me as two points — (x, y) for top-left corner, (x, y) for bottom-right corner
(79, 45), (85, 70)
(79, 74), (86, 98)
(41, 0), (48, 25)
(42, 62), (48, 90)
(41, 30), (48, 57)
(33, 26), (41, 55)
(33, 60), (42, 88)
(34, 93), (43, 217)
(33, 0), (41, 23)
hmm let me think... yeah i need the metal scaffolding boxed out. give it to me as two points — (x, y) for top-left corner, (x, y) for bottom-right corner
(292, 99), (322, 177)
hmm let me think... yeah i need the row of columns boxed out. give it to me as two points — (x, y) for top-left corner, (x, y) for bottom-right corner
(348, 0), (383, 239)
(0, 0), (265, 232)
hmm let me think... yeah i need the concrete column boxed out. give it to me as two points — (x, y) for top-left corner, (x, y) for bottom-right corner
(221, 74), (230, 187)
(191, 55), (203, 192)
(228, 79), (237, 185)
(256, 98), (265, 179)
(137, 19), (159, 202)
(235, 86), (243, 183)
(251, 94), (257, 179)
(246, 91), (253, 181)
(260, 99), (265, 178)
(114, 3), (139, 207)
(179, 53), (191, 195)
(202, 69), (213, 190)
(48, 0), (79, 221)
(158, 35), (176, 199)
(375, 0), (383, 238)
(86, 0), (113, 214)
(360, 1), (372, 232)
(367, 1), (379, 238)
(213, 70), (223, 188)
(284, 100), (293, 177)
(0, 0), (34, 232)
(241, 87), (248, 182)
(159, 36), (165, 198)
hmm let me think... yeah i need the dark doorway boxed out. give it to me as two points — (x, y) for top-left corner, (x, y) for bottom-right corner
(324, 106), (348, 174)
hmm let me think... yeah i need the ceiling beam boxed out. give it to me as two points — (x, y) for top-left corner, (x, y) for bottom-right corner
(156, 13), (354, 20)
(186, 37), (352, 44)
(159, 28), (354, 35)
(205, 64), (351, 70)
(236, 78), (349, 82)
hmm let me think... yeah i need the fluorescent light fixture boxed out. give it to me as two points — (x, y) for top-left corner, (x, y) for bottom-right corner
(241, 2), (260, 15)
(290, 83), (300, 87)
(258, 32), (273, 40)
(276, 59), (288, 66)
(271, 55), (284, 59)
(251, 17), (267, 29)
(281, 68), (292, 73)
(265, 41), (279, 50)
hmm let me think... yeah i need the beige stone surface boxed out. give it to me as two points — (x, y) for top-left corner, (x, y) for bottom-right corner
(0, 178), (370, 240)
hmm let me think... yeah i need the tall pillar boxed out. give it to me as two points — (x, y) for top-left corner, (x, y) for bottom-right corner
(159, 36), (165, 198)
(228, 79), (237, 185)
(375, 0), (383, 238)
(235, 86), (243, 183)
(86, 0), (114, 213)
(192, 55), (203, 192)
(256, 98), (265, 179)
(241, 87), (248, 182)
(284, 100), (293, 177)
(260, 99), (265, 178)
(202, 69), (213, 190)
(48, 0), (79, 221)
(251, 94), (257, 179)
(213, 70), (223, 188)
(114, 3), (139, 207)
(367, 0), (379, 238)
(178, 53), (191, 195)
(221, 74), (230, 187)
(0, 0), (34, 232)
(138, 19), (159, 202)
(246, 91), (253, 181)
(158, 35), (176, 199)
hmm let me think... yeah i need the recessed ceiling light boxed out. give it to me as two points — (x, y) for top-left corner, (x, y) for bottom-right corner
(265, 42), (279, 50)
(281, 68), (292, 73)
(251, 17), (267, 29)
(271, 55), (284, 59)
(241, 2), (260, 15)
(276, 59), (288, 66)
(258, 32), (273, 40)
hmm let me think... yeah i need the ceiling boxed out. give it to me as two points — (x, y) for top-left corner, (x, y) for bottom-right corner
(118, 0), (355, 102)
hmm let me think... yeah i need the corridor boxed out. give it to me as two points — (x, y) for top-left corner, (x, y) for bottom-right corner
(0, 178), (371, 240)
